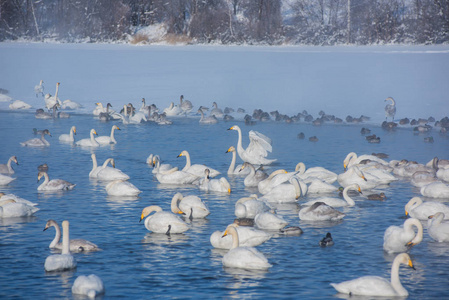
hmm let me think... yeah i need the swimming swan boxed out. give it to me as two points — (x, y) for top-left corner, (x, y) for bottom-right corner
(384, 96), (396, 121)
(0, 199), (39, 218)
(177, 150), (220, 178)
(0, 156), (18, 174)
(37, 171), (75, 191)
(226, 146), (249, 176)
(72, 274), (105, 298)
(405, 197), (449, 220)
(96, 125), (120, 145)
(75, 129), (99, 147)
(44, 220), (77, 272)
(257, 169), (292, 194)
(428, 212), (449, 242)
(96, 159), (129, 181)
(170, 192), (210, 219)
(383, 218), (423, 253)
(254, 211), (288, 230)
(260, 177), (305, 203)
(9, 100), (32, 109)
(21, 129), (51, 147)
(151, 155), (177, 174)
(59, 126), (76, 143)
(44, 82), (62, 110)
(294, 162), (338, 184)
(331, 253), (414, 297)
(240, 162), (268, 187)
(299, 202), (345, 221)
(155, 168), (199, 185)
(44, 219), (99, 252)
(0, 173), (16, 186)
(221, 224), (272, 270)
(420, 181), (449, 198)
(302, 184), (360, 207)
(105, 179), (140, 196)
(35, 79), (44, 97)
(228, 125), (276, 165)
(198, 108), (218, 124)
(140, 205), (189, 234)
(235, 195), (272, 219)
(199, 169), (231, 193)
(210, 223), (271, 249)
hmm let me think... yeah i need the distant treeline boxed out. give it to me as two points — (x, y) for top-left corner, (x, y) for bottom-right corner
(1, 0), (448, 45)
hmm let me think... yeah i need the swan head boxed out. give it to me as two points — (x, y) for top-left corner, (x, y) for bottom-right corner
(396, 253), (415, 270)
(170, 193), (186, 215)
(226, 146), (236, 153)
(37, 171), (47, 182)
(405, 197), (423, 215)
(385, 97), (395, 104)
(43, 219), (57, 231)
(140, 205), (163, 222)
(227, 125), (239, 131)
(204, 168), (211, 179)
(295, 162), (306, 173)
(113, 125), (121, 131)
(11, 156), (18, 165)
(42, 129), (51, 137)
(177, 150), (188, 158)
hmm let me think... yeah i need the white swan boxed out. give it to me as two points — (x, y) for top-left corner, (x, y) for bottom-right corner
(0, 193), (37, 206)
(163, 102), (183, 116)
(44, 82), (62, 110)
(170, 192), (210, 219)
(93, 102), (107, 115)
(72, 274), (105, 298)
(198, 108), (218, 124)
(140, 205), (189, 234)
(0, 156), (18, 174)
(294, 162), (338, 184)
(96, 159), (129, 181)
(210, 223), (271, 249)
(155, 167), (199, 185)
(38, 171), (75, 191)
(260, 177), (305, 203)
(59, 126), (76, 143)
(436, 167), (449, 182)
(383, 218), (423, 253)
(89, 154), (111, 178)
(331, 253), (414, 297)
(199, 169), (231, 193)
(0, 199), (39, 218)
(405, 197), (449, 220)
(95, 125), (120, 145)
(35, 79), (44, 97)
(177, 150), (220, 178)
(151, 155), (177, 174)
(221, 224), (272, 270)
(61, 99), (82, 110)
(235, 195), (272, 219)
(179, 95), (193, 114)
(257, 169), (292, 194)
(411, 170), (438, 187)
(210, 101), (224, 118)
(105, 179), (140, 196)
(44, 219), (99, 252)
(384, 96), (396, 121)
(299, 202), (345, 221)
(428, 212), (449, 242)
(9, 100), (32, 109)
(44, 220), (77, 272)
(337, 165), (379, 190)
(302, 184), (360, 207)
(75, 129), (99, 147)
(228, 125), (276, 165)
(306, 179), (338, 194)
(343, 152), (389, 170)
(420, 181), (449, 198)
(226, 146), (249, 176)
(254, 211), (288, 230)
(21, 129), (51, 147)
(240, 162), (268, 187)
(0, 173), (16, 186)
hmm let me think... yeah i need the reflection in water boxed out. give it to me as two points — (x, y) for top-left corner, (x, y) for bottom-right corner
(141, 232), (190, 247)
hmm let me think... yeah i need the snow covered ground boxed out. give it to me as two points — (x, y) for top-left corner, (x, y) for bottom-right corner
(0, 42), (448, 123)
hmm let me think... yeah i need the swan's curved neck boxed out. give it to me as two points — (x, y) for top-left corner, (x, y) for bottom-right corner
(291, 178), (301, 199)
(390, 258), (407, 296)
(90, 130), (98, 144)
(199, 110), (204, 121)
(54, 83), (59, 101)
(42, 172), (50, 184)
(234, 127), (245, 155)
(228, 151), (237, 175)
(170, 194), (183, 214)
(228, 227), (240, 249)
(405, 218), (423, 244)
(49, 223), (61, 248)
(247, 164), (256, 177)
(342, 186), (356, 206)
(6, 157), (13, 172)
(295, 162), (306, 174)
(110, 126), (117, 143)
(182, 152), (191, 171)
(61, 220), (70, 255)
(91, 155), (98, 173)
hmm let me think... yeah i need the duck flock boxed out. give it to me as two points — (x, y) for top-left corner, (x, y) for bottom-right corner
(1, 81), (449, 298)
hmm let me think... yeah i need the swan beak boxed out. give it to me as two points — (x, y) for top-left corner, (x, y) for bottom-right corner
(406, 241), (415, 247)
(93, 130), (98, 135)
(177, 153), (183, 158)
(117, 127), (121, 130)
(362, 175), (367, 181)
(225, 148), (231, 153)
(358, 186), (362, 194)
(343, 164), (347, 171)
(177, 211), (186, 215)
(43, 226), (49, 231)
(428, 214), (435, 219)
(139, 214), (145, 222)
(228, 188), (231, 194)
(222, 230), (228, 238)
(227, 126), (234, 130)
(405, 210), (409, 216)
(408, 260), (416, 270)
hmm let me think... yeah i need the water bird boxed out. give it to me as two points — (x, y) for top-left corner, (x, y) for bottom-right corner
(302, 184), (360, 207)
(34, 79), (44, 97)
(240, 162), (268, 187)
(179, 95), (193, 114)
(58, 126), (76, 143)
(75, 129), (99, 147)
(210, 224), (271, 249)
(177, 150), (220, 178)
(170, 192), (210, 219)
(44, 220), (77, 272)
(37, 171), (75, 191)
(254, 211), (289, 230)
(384, 96), (396, 121)
(44, 82), (62, 110)
(21, 129), (51, 147)
(428, 212), (449, 242)
(331, 253), (414, 297)
(210, 101), (224, 118)
(199, 169), (231, 193)
(366, 192), (386, 200)
(105, 179), (140, 196)
(72, 274), (105, 298)
(225, 146), (249, 176)
(309, 136), (318, 142)
(198, 108), (218, 124)
(140, 205), (189, 234)
(319, 232), (334, 247)
(9, 100), (32, 109)
(383, 218), (423, 253)
(0, 199), (39, 218)
(299, 202), (345, 221)
(0, 156), (18, 174)
(44, 219), (99, 252)
(405, 197), (449, 220)
(95, 125), (120, 145)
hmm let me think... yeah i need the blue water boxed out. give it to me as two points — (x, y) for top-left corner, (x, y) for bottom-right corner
(0, 110), (448, 299)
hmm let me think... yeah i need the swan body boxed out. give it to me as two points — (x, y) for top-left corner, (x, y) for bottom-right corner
(343, 152), (389, 170)
(428, 212), (449, 242)
(93, 102), (107, 115)
(21, 129), (51, 147)
(75, 129), (99, 147)
(331, 253), (413, 297)
(405, 197), (449, 220)
(198, 108), (218, 124)
(254, 211), (288, 230)
(240, 162), (268, 187)
(61, 99), (82, 110)
(72, 274), (105, 298)
(337, 166), (379, 190)
(411, 171), (438, 187)
(0, 199), (39, 218)
(44, 219), (99, 252)
(294, 162), (338, 184)
(228, 125), (276, 165)
(59, 126), (76, 143)
(306, 179), (338, 194)
(420, 181), (449, 198)
(179, 95), (193, 114)
(260, 177), (305, 203)
(140, 205), (189, 234)
(299, 202), (345, 221)
(9, 100), (32, 109)
(163, 102), (183, 116)
(96, 160), (129, 181)
(384, 96), (396, 121)
(436, 167), (449, 182)
(151, 155), (177, 174)
(0, 156), (18, 174)
(383, 218), (423, 253)
(226, 146), (249, 175)
(210, 224), (271, 249)
(0, 173), (16, 185)
(210, 101), (224, 118)
(37, 171), (75, 191)
(105, 180), (140, 196)
(44, 220), (77, 272)
(0, 193), (37, 206)
(199, 169), (231, 193)
(170, 192), (210, 219)
(35, 80), (44, 97)
(155, 168), (199, 185)
(178, 150), (220, 178)
(95, 125), (120, 145)
(221, 225), (272, 270)
(257, 169), (292, 194)
(303, 184), (360, 207)
(44, 82), (62, 110)
(235, 195), (272, 219)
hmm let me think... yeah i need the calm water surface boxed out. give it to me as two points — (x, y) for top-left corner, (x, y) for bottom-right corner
(0, 110), (448, 299)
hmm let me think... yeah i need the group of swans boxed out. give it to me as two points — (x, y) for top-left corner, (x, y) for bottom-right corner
(44, 220), (77, 272)
(44, 219), (99, 252)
